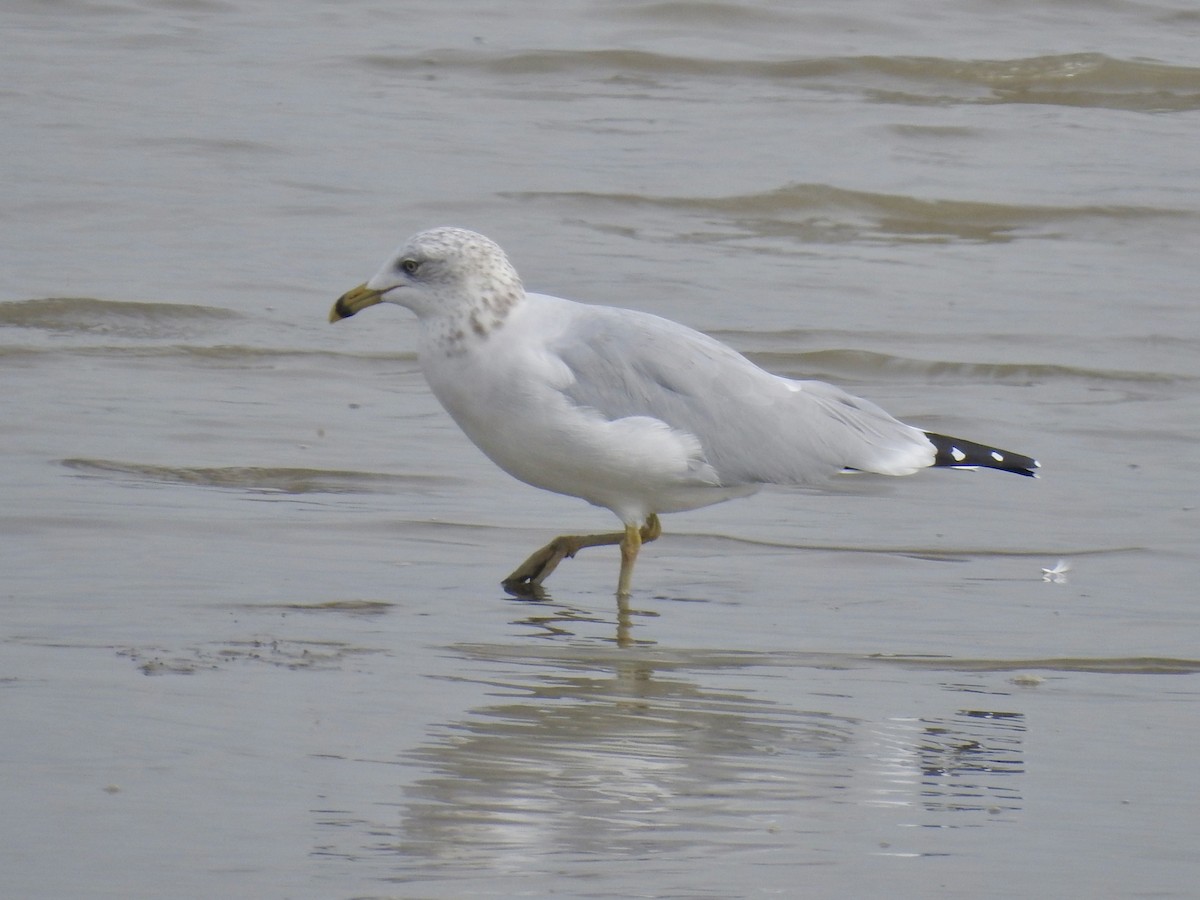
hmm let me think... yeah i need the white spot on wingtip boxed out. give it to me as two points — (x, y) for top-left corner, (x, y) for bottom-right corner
(950, 447), (967, 462)
(991, 451), (1005, 462)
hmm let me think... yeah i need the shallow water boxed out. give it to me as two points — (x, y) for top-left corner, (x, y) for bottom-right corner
(4, 1), (1200, 897)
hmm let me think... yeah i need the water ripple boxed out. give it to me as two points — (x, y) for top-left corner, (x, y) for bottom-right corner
(505, 183), (1193, 244)
(360, 49), (1200, 111)
(61, 457), (456, 494)
(0, 297), (239, 338)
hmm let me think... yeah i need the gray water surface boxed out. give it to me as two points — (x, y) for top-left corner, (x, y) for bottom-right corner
(4, 1), (1199, 897)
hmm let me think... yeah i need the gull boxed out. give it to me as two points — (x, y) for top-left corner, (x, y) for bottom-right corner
(330, 227), (1038, 599)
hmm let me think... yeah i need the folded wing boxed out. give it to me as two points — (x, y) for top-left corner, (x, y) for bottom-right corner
(550, 304), (936, 487)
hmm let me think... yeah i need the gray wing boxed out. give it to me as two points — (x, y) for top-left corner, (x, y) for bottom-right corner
(550, 303), (934, 485)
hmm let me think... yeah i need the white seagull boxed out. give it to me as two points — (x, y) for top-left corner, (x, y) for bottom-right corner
(331, 227), (1038, 599)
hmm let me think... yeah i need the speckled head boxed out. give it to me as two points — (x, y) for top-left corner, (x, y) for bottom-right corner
(331, 227), (525, 339)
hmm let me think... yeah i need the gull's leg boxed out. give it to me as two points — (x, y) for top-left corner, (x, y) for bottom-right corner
(641, 513), (662, 544)
(617, 514), (663, 597)
(616, 522), (642, 598)
(502, 530), (625, 591)
(502, 514), (663, 594)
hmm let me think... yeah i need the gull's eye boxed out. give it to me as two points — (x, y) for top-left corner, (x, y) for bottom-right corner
(399, 258), (420, 275)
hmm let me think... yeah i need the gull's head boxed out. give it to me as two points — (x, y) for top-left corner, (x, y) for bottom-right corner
(330, 227), (524, 331)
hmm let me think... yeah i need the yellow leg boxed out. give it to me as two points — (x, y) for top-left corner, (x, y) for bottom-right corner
(641, 513), (662, 543)
(502, 514), (662, 596)
(617, 522), (641, 598)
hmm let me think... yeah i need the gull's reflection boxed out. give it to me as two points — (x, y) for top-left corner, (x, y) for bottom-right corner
(312, 646), (1030, 878)
(373, 645), (855, 870)
(506, 591), (658, 646)
(917, 709), (1024, 816)
(860, 705), (1026, 826)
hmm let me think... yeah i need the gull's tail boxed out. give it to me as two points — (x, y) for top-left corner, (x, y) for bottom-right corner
(924, 432), (1040, 477)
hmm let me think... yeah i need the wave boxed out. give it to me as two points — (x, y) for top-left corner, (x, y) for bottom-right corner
(0, 297), (240, 338)
(359, 49), (1200, 111)
(61, 458), (455, 494)
(452, 641), (1200, 676)
(504, 182), (1192, 244)
(0, 297), (419, 364)
(737, 347), (1184, 387)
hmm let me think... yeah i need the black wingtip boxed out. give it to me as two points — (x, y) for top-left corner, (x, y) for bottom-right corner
(924, 432), (1040, 477)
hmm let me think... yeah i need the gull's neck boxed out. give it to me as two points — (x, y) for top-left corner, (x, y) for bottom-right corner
(421, 283), (525, 357)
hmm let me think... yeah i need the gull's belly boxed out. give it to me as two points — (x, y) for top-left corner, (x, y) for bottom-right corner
(423, 347), (751, 521)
